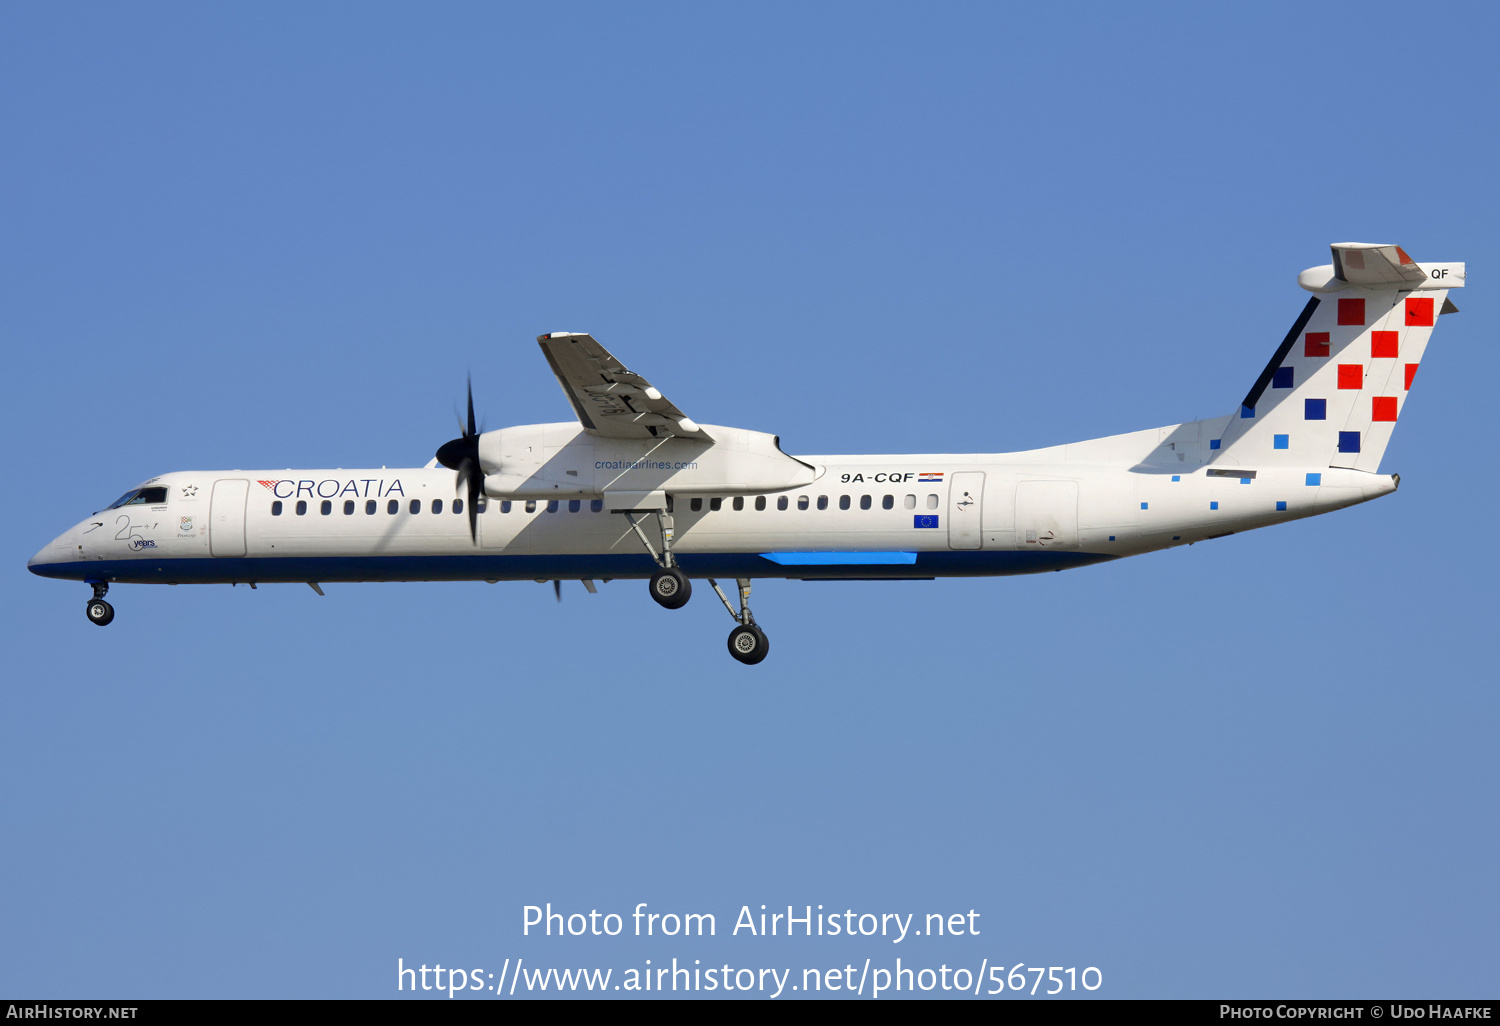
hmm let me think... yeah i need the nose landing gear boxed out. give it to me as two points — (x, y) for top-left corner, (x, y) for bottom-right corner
(85, 582), (114, 626)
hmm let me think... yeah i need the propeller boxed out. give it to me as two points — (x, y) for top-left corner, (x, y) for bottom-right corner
(435, 376), (483, 544)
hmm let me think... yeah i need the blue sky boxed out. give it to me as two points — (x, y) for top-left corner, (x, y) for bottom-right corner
(3, 2), (1496, 999)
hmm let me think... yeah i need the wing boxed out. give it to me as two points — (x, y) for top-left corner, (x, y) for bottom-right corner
(535, 332), (712, 441)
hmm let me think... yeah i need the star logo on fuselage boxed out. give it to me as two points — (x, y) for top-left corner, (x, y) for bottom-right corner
(181, 485), (198, 497)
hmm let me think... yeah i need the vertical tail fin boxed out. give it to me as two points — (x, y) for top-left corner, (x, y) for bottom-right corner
(1213, 243), (1464, 472)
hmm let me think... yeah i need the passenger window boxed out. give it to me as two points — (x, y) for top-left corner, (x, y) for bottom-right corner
(927, 494), (939, 509)
(344, 500), (355, 515)
(797, 495), (809, 510)
(778, 496), (789, 511)
(816, 495), (828, 510)
(838, 495), (850, 510)
(904, 494), (916, 509)
(591, 499), (603, 512)
(296, 500), (307, 516)
(690, 498), (703, 512)
(409, 499), (420, 514)
(525, 500), (536, 513)
(733, 496), (744, 511)
(388, 499), (399, 514)
(547, 500), (559, 513)
(432, 499), (443, 514)
(366, 499), (377, 515)
(271, 501), (283, 516)
(710, 497), (722, 512)
(755, 496), (766, 511)
(860, 495), (872, 510)
(882, 494), (894, 509)
(321, 500), (332, 515)
(568, 499), (580, 513)
(501, 500), (512, 513)
(453, 499), (464, 515)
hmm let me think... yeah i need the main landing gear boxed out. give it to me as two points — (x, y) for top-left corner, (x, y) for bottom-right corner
(710, 578), (769, 665)
(619, 505), (771, 663)
(622, 508), (693, 610)
(85, 582), (114, 626)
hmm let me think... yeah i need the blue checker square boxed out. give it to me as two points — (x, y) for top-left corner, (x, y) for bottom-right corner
(913, 514), (939, 529)
(1108, 536), (1115, 541)
(1240, 404), (1255, 419)
(1210, 501), (1218, 510)
(1272, 367), (1294, 389)
(1305, 398), (1326, 420)
(1140, 502), (1149, 510)
(1306, 473), (1321, 486)
(1241, 477), (1252, 484)
(1210, 439), (1221, 450)
(1273, 434), (1289, 450)
(1338, 431), (1361, 453)
(1171, 475), (1180, 482)
(1276, 501), (1287, 511)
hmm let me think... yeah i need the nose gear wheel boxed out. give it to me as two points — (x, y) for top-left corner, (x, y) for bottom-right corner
(86, 599), (114, 626)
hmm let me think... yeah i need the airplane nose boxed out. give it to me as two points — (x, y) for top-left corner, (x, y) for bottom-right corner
(28, 530), (73, 577)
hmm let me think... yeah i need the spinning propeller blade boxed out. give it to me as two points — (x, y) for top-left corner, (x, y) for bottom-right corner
(435, 376), (484, 544)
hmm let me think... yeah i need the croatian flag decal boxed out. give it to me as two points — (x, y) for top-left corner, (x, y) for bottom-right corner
(913, 515), (939, 529)
(919, 472), (944, 482)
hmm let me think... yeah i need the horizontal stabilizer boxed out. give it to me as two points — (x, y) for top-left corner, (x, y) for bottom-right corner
(1332, 243), (1426, 286)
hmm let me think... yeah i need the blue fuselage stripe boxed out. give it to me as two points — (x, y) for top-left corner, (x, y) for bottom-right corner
(28, 549), (1114, 584)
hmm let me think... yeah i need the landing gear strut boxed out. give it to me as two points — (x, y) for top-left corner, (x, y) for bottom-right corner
(709, 578), (769, 665)
(623, 508), (693, 609)
(86, 582), (114, 627)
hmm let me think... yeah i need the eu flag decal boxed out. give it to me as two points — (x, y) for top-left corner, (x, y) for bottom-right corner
(913, 514), (940, 529)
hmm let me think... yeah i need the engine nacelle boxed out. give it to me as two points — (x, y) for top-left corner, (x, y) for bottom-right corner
(478, 422), (817, 501)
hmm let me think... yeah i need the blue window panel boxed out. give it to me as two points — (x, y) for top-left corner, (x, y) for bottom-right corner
(1210, 439), (1221, 450)
(1276, 501), (1287, 511)
(1338, 431), (1361, 453)
(913, 514), (939, 529)
(1210, 501), (1219, 510)
(1273, 434), (1289, 450)
(1272, 367), (1294, 389)
(1171, 475), (1180, 482)
(1305, 398), (1326, 420)
(1140, 502), (1149, 510)
(1240, 404), (1255, 419)
(1306, 473), (1321, 486)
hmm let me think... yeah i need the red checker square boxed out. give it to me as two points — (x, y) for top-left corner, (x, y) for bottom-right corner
(1304, 332), (1330, 357)
(1404, 363), (1419, 390)
(1372, 396), (1398, 422)
(1338, 298), (1366, 325)
(1405, 297), (1434, 326)
(1337, 364), (1364, 389)
(1371, 330), (1399, 359)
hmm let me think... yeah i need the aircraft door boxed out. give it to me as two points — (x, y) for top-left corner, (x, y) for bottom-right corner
(1014, 480), (1079, 551)
(947, 472), (985, 549)
(209, 479), (249, 557)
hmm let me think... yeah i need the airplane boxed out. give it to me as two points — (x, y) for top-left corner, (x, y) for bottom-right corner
(28, 242), (1463, 664)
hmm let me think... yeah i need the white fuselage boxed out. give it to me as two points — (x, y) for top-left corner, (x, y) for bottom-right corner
(28, 417), (1397, 587)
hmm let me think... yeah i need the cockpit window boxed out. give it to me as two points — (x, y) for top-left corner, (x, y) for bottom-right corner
(106, 486), (168, 509)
